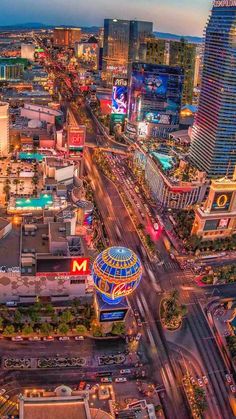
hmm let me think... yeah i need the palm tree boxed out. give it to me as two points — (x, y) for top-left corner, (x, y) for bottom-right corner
(13, 178), (20, 195)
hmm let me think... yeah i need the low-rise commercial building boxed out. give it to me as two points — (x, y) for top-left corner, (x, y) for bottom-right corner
(192, 173), (236, 240)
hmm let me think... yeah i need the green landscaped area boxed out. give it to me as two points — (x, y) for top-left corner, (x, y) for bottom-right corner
(19, 151), (44, 162)
(15, 194), (53, 209)
(151, 152), (174, 171)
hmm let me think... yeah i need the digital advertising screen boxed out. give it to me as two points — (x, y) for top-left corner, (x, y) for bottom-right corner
(68, 126), (86, 150)
(100, 309), (127, 322)
(211, 192), (233, 212)
(112, 78), (128, 115)
(218, 218), (229, 229)
(128, 63), (183, 126)
(144, 111), (172, 125)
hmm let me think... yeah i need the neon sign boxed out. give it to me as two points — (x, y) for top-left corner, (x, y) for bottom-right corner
(70, 258), (90, 275)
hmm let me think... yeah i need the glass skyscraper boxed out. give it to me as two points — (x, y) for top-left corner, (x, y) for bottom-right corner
(102, 19), (152, 85)
(190, 0), (236, 178)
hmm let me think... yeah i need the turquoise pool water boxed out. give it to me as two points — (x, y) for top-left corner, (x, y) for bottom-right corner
(15, 194), (53, 209)
(19, 152), (44, 162)
(151, 152), (174, 171)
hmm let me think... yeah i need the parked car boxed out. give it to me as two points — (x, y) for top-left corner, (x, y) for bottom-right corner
(190, 377), (196, 385)
(226, 374), (232, 384)
(0, 389), (6, 395)
(59, 336), (70, 341)
(120, 369), (131, 374)
(198, 378), (203, 387)
(29, 336), (41, 341)
(115, 377), (127, 383)
(43, 336), (54, 341)
(11, 336), (23, 341)
(202, 375), (208, 385)
(101, 377), (112, 383)
(230, 385), (236, 393)
(136, 333), (142, 341)
(74, 336), (84, 340)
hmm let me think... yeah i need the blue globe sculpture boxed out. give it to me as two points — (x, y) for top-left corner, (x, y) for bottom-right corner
(92, 246), (142, 305)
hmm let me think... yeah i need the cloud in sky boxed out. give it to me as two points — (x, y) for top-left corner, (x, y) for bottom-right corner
(0, 0), (212, 36)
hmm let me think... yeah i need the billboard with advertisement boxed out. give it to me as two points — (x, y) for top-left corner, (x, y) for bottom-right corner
(68, 126), (86, 150)
(36, 257), (90, 276)
(110, 113), (126, 134)
(99, 309), (128, 322)
(203, 218), (230, 231)
(128, 63), (183, 126)
(211, 192), (233, 212)
(112, 77), (128, 115)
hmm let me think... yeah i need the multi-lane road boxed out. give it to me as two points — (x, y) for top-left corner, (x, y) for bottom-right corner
(36, 52), (236, 418)
(82, 105), (235, 418)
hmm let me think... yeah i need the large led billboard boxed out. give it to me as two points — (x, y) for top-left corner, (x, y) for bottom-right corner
(128, 63), (184, 126)
(68, 126), (86, 150)
(112, 77), (128, 115)
(100, 309), (127, 322)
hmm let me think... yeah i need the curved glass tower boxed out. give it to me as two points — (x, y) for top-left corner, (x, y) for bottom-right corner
(190, 0), (236, 178)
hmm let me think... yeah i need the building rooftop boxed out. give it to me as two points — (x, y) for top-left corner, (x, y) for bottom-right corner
(0, 225), (20, 268)
(20, 398), (88, 419)
(49, 222), (71, 243)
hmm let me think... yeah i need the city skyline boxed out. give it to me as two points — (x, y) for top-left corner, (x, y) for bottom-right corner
(1, 0), (212, 36)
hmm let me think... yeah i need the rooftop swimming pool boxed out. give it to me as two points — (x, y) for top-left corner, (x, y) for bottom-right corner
(15, 194), (53, 209)
(19, 152), (44, 162)
(151, 152), (174, 171)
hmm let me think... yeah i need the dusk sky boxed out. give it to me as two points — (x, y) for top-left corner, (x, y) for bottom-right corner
(1, 0), (212, 36)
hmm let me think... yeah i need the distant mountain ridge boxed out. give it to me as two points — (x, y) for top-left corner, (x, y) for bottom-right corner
(154, 32), (202, 44)
(0, 22), (203, 42)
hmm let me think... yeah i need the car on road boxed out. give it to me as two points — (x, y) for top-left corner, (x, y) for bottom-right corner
(101, 377), (112, 383)
(226, 374), (232, 384)
(137, 319), (142, 327)
(74, 336), (84, 340)
(85, 384), (91, 391)
(136, 333), (142, 341)
(115, 377), (127, 383)
(43, 336), (54, 341)
(198, 378), (203, 387)
(59, 336), (70, 341)
(78, 381), (86, 390)
(29, 336), (41, 341)
(133, 309), (139, 317)
(190, 377), (196, 385)
(202, 375), (208, 385)
(230, 385), (236, 393)
(120, 369), (131, 374)
(0, 389), (6, 395)
(11, 336), (23, 341)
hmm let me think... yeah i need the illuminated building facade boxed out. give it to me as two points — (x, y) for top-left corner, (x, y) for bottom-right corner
(0, 102), (9, 157)
(21, 43), (35, 61)
(133, 148), (207, 209)
(102, 19), (153, 85)
(129, 20), (153, 64)
(190, 0), (236, 177)
(145, 38), (197, 104)
(192, 171), (236, 240)
(92, 247), (142, 330)
(53, 27), (82, 47)
(102, 19), (130, 84)
(168, 39), (197, 104)
(127, 62), (184, 139)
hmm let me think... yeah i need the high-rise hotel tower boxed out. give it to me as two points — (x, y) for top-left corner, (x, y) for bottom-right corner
(190, 0), (236, 177)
